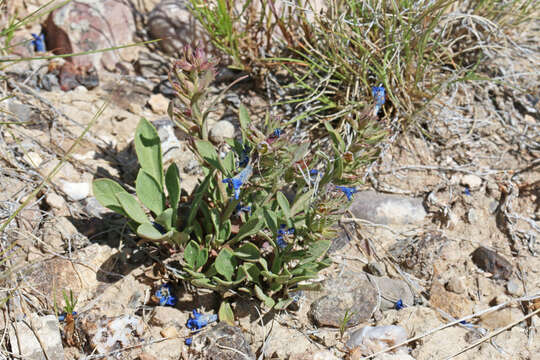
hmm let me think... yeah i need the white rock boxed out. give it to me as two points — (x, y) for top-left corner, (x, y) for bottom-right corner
(460, 174), (482, 190)
(60, 181), (90, 201)
(148, 93), (169, 114)
(347, 326), (408, 355)
(209, 120), (235, 143)
(23, 151), (43, 167)
(8, 314), (64, 360)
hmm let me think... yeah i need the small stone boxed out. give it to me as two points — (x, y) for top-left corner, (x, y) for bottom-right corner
(60, 180), (91, 201)
(310, 273), (378, 327)
(467, 208), (478, 223)
(366, 262), (386, 277)
(523, 114), (535, 126)
(429, 280), (473, 318)
(290, 350), (339, 360)
(148, 93), (169, 114)
(150, 306), (187, 327)
(506, 280), (522, 296)
(349, 191), (426, 225)
(471, 246), (513, 280)
(209, 120), (235, 143)
(160, 326), (178, 338)
(138, 353), (159, 360)
(46, 192), (66, 210)
(488, 200), (499, 214)
(492, 295), (510, 305)
(369, 276), (414, 310)
(446, 277), (466, 294)
(85, 315), (144, 355)
(128, 102), (143, 114)
(23, 151), (43, 167)
(479, 308), (524, 330)
(461, 174), (482, 190)
(8, 314), (64, 360)
(194, 323), (255, 360)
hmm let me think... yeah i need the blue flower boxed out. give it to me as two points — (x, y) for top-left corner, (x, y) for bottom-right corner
(310, 169), (319, 176)
(395, 299), (404, 310)
(235, 204), (252, 215)
(372, 86), (386, 112)
(222, 165), (252, 200)
(237, 145), (251, 167)
(155, 284), (177, 306)
(272, 128), (282, 138)
(464, 187), (471, 196)
(277, 224), (295, 249)
(459, 320), (468, 325)
(335, 186), (358, 201)
(185, 337), (192, 345)
(31, 33), (46, 52)
(186, 309), (218, 331)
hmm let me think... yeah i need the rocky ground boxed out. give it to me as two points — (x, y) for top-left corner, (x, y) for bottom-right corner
(0, 1), (539, 360)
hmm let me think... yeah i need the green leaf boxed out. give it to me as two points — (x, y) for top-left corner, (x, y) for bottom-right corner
(134, 118), (163, 189)
(155, 208), (174, 231)
(215, 248), (237, 281)
(218, 301), (235, 326)
(222, 151), (235, 175)
(254, 285), (275, 308)
(136, 223), (169, 240)
(238, 104), (250, 130)
(184, 268), (206, 279)
(184, 240), (199, 269)
(196, 140), (223, 171)
(92, 179), (129, 216)
(115, 192), (149, 224)
(275, 298), (294, 310)
(241, 263), (261, 284)
(302, 240), (331, 264)
(227, 216), (263, 245)
(217, 220), (232, 244)
(262, 207), (277, 234)
(165, 163), (181, 223)
(195, 248), (208, 269)
(291, 189), (314, 216)
(324, 119), (345, 152)
(187, 171), (213, 227)
(191, 278), (218, 290)
(234, 242), (260, 260)
(136, 170), (165, 216)
(276, 192), (291, 221)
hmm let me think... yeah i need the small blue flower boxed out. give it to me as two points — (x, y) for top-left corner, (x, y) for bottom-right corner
(31, 33), (46, 52)
(185, 337), (192, 345)
(310, 169), (319, 176)
(277, 224), (295, 249)
(459, 320), (469, 325)
(395, 299), (404, 310)
(155, 284), (177, 307)
(237, 145), (251, 167)
(372, 86), (386, 112)
(186, 309), (218, 331)
(464, 187), (471, 196)
(152, 222), (167, 235)
(235, 203), (252, 215)
(272, 128), (282, 138)
(335, 186), (358, 201)
(222, 165), (253, 200)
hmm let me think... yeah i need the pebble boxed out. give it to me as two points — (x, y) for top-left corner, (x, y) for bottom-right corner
(461, 174), (482, 190)
(87, 315), (144, 355)
(23, 151), (43, 167)
(290, 350), (339, 360)
(471, 246), (513, 280)
(370, 276), (414, 310)
(346, 325), (408, 355)
(160, 326), (178, 338)
(366, 262), (386, 277)
(310, 273), (378, 327)
(59, 180), (91, 201)
(148, 93), (169, 114)
(479, 308), (524, 330)
(446, 277), (466, 294)
(209, 120), (235, 143)
(467, 208), (478, 223)
(506, 280), (522, 296)
(150, 306), (186, 327)
(46, 192), (66, 209)
(349, 191), (426, 225)
(194, 323), (255, 360)
(8, 314), (64, 360)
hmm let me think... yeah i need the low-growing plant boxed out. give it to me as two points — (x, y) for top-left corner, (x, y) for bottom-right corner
(93, 45), (371, 313)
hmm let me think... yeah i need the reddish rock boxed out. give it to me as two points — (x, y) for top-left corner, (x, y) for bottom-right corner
(44, 0), (136, 72)
(471, 246), (513, 280)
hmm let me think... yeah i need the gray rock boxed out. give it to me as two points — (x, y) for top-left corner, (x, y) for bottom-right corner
(8, 314), (64, 360)
(150, 306), (187, 327)
(194, 323), (255, 360)
(309, 273), (378, 328)
(349, 191), (426, 225)
(369, 276), (414, 310)
(506, 280), (522, 296)
(446, 277), (466, 294)
(366, 262), (386, 277)
(471, 246), (513, 280)
(209, 120), (235, 143)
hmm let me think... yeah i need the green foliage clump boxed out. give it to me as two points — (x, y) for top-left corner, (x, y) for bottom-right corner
(93, 46), (369, 311)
